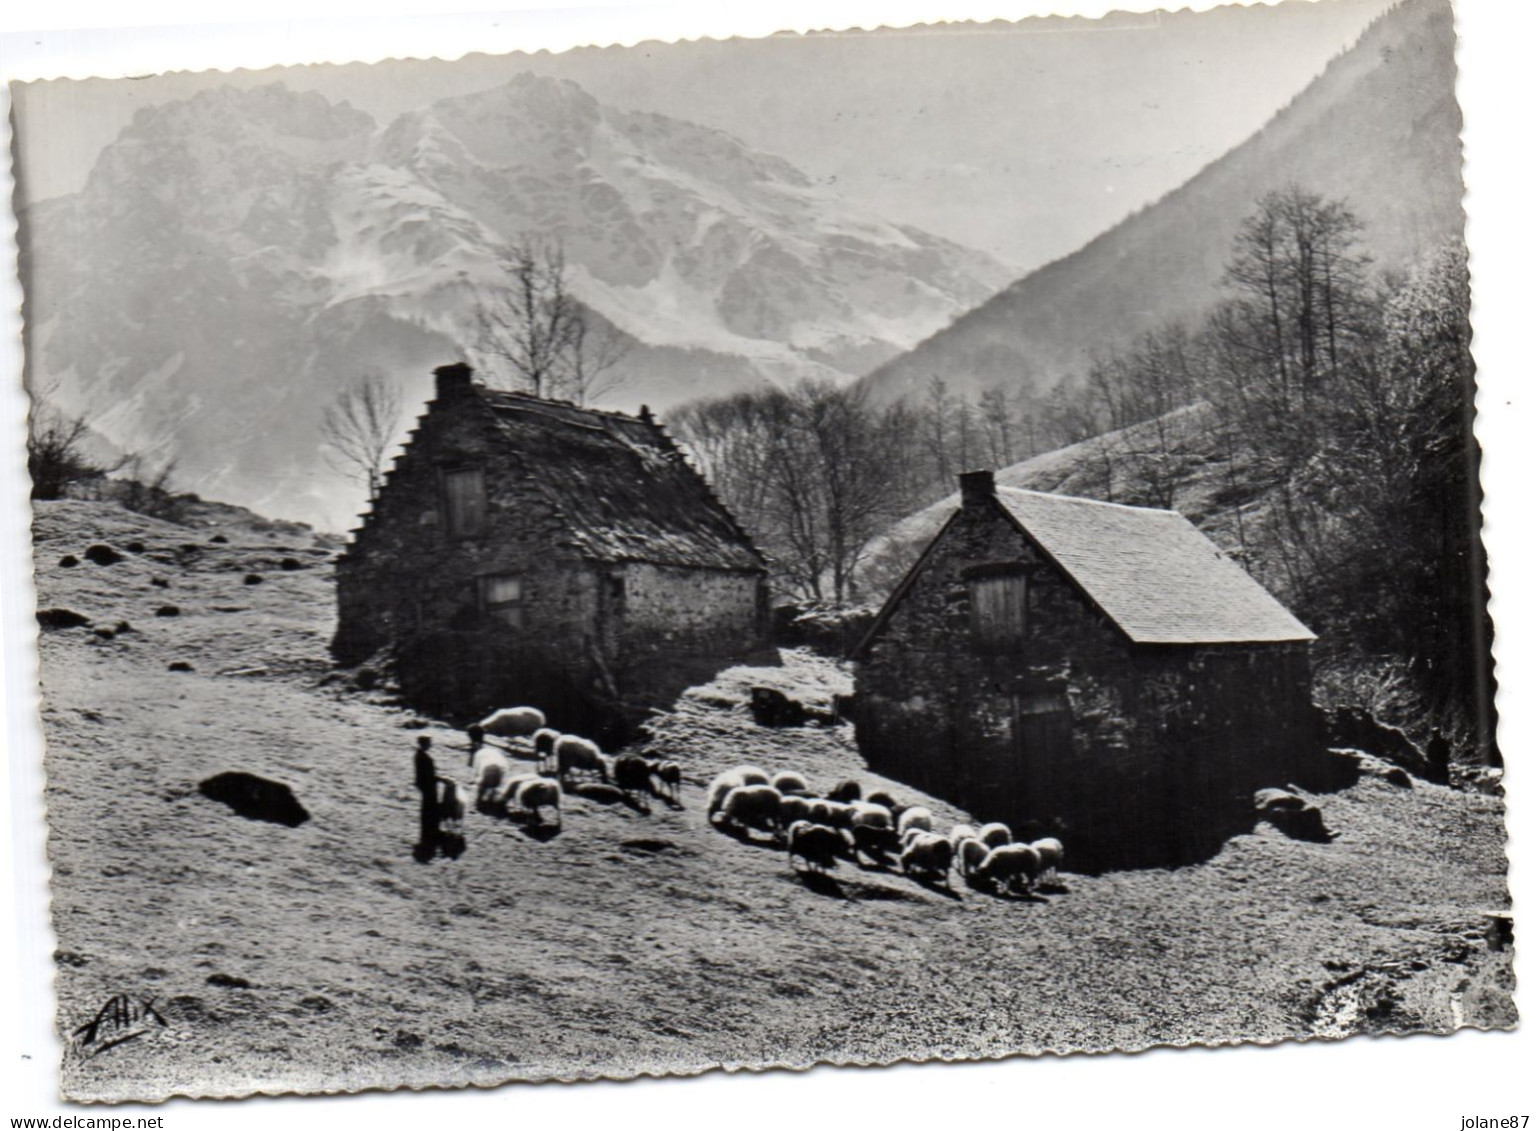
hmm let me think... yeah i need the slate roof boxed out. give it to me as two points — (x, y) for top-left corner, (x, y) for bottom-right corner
(991, 487), (1314, 644)
(477, 388), (766, 573)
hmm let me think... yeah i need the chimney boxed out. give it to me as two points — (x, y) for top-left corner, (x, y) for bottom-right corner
(434, 362), (475, 402)
(959, 469), (996, 508)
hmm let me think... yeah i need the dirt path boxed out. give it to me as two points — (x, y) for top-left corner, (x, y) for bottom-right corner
(32, 502), (1514, 1102)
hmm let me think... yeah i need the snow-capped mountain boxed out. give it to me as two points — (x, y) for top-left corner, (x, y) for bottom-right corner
(20, 76), (1011, 530)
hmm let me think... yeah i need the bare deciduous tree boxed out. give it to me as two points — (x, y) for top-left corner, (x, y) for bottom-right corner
(474, 239), (632, 405)
(26, 390), (124, 501)
(320, 373), (404, 499)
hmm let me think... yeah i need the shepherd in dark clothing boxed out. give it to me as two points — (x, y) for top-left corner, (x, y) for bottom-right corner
(414, 736), (439, 850)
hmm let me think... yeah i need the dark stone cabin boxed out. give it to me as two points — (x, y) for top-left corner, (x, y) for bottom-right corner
(333, 363), (772, 739)
(851, 470), (1322, 870)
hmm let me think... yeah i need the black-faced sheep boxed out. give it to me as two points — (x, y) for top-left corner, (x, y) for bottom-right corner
(899, 831), (954, 884)
(714, 784), (783, 837)
(826, 779), (863, 804)
(772, 771), (811, 796)
(512, 777), (562, 827)
(738, 766), (772, 787)
(978, 843), (1041, 894)
(555, 735), (608, 784)
(787, 820), (846, 873)
(866, 789), (899, 812)
(477, 706), (547, 739)
(612, 753), (654, 799)
(978, 821), (1013, 849)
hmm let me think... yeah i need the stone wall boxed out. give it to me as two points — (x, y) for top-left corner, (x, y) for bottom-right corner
(333, 377), (770, 739)
(852, 496), (1319, 870)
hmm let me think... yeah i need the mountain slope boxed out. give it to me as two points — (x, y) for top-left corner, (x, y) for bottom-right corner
(19, 76), (1010, 531)
(860, 0), (1464, 405)
(33, 498), (1513, 1099)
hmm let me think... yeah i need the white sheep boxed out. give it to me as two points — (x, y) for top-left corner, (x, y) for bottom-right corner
(866, 789), (900, 812)
(978, 842), (1042, 895)
(826, 779), (863, 804)
(786, 820), (846, 873)
(896, 806), (935, 838)
(848, 801), (893, 831)
(954, 835), (990, 879)
(848, 808), (898, 862)
(1029, 837), (1065, 881)
(779, 793), (815, 827)
(714, 784), (782, 837)
(555, 735), (608, 784)
(492, 772), (539, 809)
(512, 777), (562, 827)
(471, 747), (515, 809)
(477, 706), (547, 739)
(707, 766), (767, 815)
(899, 831), (954, 884)
(978, 821), (1013, 849)
(804, 798), (845, 828)
(947, 824), (979, 850)
(772, 770), (811, 796)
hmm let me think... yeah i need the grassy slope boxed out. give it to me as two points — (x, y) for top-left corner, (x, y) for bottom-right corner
(32, 500), (1511, 1102)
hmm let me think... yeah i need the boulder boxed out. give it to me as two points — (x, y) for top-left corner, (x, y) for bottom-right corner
(37, 608), (91, 630)
(198, 771), (309, 827)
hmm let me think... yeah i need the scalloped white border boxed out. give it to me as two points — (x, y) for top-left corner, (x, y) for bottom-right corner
(1, 2), (1532, 1127)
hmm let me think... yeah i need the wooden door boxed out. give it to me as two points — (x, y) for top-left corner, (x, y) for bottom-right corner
(1013, 687), (1072, 826)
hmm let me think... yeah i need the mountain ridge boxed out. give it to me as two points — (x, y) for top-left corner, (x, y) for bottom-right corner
(20, 74), (1011, 530)
(859, 0), (1464, 406)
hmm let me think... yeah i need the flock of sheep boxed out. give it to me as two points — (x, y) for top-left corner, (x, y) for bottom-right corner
(460, 705), (680, 830)
(446, 705), (1066, 899)
(706, 765), (1064, 896)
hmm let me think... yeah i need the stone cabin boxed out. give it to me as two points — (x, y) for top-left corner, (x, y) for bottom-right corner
(851, 470), (1321, 870)
(332, 363), (771, 739)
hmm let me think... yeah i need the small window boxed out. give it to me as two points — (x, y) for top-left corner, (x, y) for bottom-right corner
(481, 573), (525, 629)
(963, 562), (1030, 653)
(443, 467), (487, 538)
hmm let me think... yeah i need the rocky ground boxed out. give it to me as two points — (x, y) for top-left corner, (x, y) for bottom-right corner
(30, 500), (1515, 1103)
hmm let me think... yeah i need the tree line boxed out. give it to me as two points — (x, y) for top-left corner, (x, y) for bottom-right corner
(670, 185), (1485, 750)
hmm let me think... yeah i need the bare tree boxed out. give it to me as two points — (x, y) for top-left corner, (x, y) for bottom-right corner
(475, 238), (631, 405)
(561, 307), (634, 406)
(26, 392), (124, 501)
(320, 373), (404, 499)
(119, 452), (182, 521)
(672, 381), (921, 604)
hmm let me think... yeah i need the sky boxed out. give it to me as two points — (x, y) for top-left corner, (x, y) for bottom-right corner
(11, 0), (1397, 271)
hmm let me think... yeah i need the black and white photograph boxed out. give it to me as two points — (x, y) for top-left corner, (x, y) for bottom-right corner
(1, 0), (1528, 1118)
